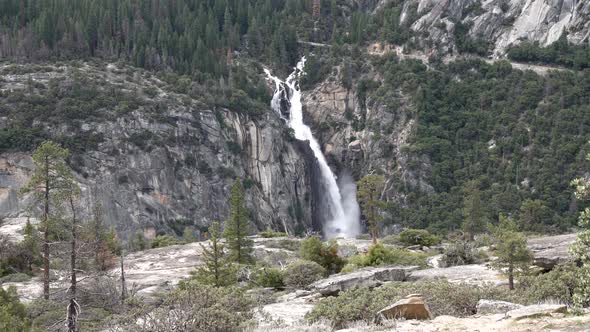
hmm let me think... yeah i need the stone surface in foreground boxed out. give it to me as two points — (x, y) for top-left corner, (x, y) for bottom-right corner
(477, 299), (523, 315)
(410, 264), (506, 286)
(506, 304), (567, 320)
(259, 291), (320, 326)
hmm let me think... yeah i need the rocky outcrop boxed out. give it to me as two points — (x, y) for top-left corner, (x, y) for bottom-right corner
(395, 0), (590, 56)
(410, 264), (506, 286)
(476, 300), (523, 315)
(303, 69), (432, 210)
(309, 266), (417, 296)
(527, 233), (576, 270)
(376, 294), (432, 321)
(0, 63), (313, 237)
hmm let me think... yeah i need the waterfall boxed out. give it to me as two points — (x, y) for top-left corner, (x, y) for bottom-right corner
(265, 58), (361, 239)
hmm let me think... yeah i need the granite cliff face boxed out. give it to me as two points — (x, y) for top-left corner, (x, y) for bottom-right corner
(0, 63), (312, 237)
(392, 0), (590, 56)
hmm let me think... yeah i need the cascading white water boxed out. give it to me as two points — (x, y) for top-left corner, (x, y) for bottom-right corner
(265, 58), (361, 239)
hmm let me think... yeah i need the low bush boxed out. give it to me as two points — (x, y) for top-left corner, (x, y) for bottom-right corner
(116, 282), (254, 332)
(440, 241), (484, 267)
(399, 229), (440, 247)
(0, 273), (32, 283)
(519, 263), (579, 305)
(0, 286), (32, 331)
(151, 235), (182, 249)
(380, 234), (401, 245)
(284, 260), (326, 289)
(258, 229), (288, 238)
(300, 237), (345, 274)
(254, 267), (285, 289)
(264, 239), (301, 252)
(306, 280), (519, 328)
(347, 243), (428, 268)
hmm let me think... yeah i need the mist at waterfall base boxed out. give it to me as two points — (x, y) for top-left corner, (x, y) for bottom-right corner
(265, 58), (361, 239)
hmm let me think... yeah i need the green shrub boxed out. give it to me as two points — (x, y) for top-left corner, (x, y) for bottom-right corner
(399, 229), (441, 247)
(0, 287), (31, 332)
(519, 263), (579, 305)
(151, 235), (181, 248)
(381, 234), (401, 245)
(142, 86), (159, 98)
(347, 243), (428, 268)
(254, 267), (285, 289)
(284, 260), (326, 289)
(474, 233), (494, 248)
(306, 280), (519, 328)
(258, 229), (288, 238)
(0, 273), (32, 283)
(300, 237), (345, 274)
(117, 282), (254, 331)
(440, 241), (483, 267)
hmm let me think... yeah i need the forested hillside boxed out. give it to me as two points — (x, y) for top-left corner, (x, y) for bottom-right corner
(0, 0), (589, 235)
(3, 1), (590, 331)
(0, 0), (317, 75)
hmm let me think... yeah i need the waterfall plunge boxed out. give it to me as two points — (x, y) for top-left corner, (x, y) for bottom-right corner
(265, 58), (361, 239)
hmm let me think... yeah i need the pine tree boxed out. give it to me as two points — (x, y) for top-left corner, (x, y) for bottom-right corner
(223, 180), (253, 264)
(493, 219), (532, 290)
(462, 180), (486, 241)
(357, 174), (386, 244)
(193, 222), (236, 287)
(491, 215), (532, 290)
(20, 219), (41, 272)
(20, 141), (75, 300)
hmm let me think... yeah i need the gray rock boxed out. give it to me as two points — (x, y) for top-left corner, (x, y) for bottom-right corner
(527, 233), (577, 271)
(410, 264), (506, 286)
(476, 300), (523, 315)
(309, 266), (417, 296)
(259, 292), (321, 325)
(506, 304), (567, 320)
(396, 0), (590, 56)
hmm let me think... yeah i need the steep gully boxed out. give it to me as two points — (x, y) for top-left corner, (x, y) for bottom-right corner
(265, 58), (361, 239)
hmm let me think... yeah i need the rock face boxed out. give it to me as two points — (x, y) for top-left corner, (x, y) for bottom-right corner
(303, 71), (432, 207)
(0, 63), (313, 237)
(527, 233), (576, 270)
(476, 300), (524, 315)
(410, 264), (506, 286)
(376, 294), (432, 321)
(506, 304), (567, 320)
(396, 0), (590, 56)
(309, 266), (417, 296)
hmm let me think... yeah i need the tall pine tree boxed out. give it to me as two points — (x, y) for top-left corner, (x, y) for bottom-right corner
(223, 180), (253, 264)
(20, 141), (75, 300)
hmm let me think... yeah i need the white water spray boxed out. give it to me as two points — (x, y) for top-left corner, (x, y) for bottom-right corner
(265, 58), (361, 239)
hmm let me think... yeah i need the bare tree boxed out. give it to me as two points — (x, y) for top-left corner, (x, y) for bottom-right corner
(66, 183), (81, 332)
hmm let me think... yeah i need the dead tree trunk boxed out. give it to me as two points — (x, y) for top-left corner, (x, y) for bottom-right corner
(67, 195), (80, 332)
(43, 155), (50, 300)
(120, 249), (127, 302)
